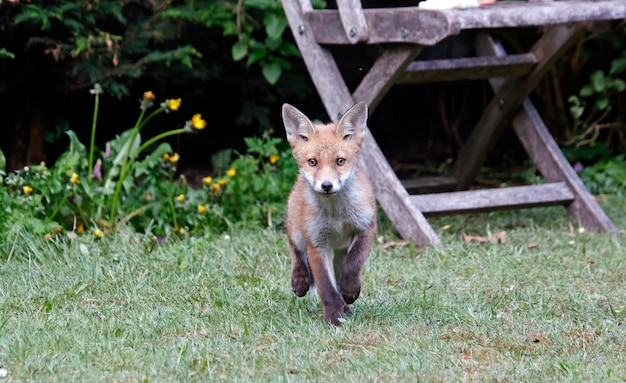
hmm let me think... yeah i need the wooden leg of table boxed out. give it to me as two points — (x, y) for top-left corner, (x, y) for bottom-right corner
(474, 33), (618, 233)
(453, 25), (585, 191)
(513, 100), (618, 232)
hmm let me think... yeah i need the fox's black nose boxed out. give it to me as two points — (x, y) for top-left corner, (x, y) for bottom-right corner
(321, 181), (333, 192)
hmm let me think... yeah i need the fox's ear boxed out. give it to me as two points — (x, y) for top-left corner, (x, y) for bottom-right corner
(282, 103), (316, 145)
(336, 101), (367, 142)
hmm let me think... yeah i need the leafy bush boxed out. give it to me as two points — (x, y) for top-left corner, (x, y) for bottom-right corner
(220, 133), (298, 228)
(567, 26), (626, 149)
(577, 154), (626, 196)
(0, 85), (297, 239)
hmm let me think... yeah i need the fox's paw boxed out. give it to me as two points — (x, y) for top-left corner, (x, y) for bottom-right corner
(291, 274), (310, 297)
(340, 276), (361, 304)
(323, 303), (352, 326)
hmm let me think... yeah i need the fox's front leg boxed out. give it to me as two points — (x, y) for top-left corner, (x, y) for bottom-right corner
(307, 245), (349, 326)
(289, 240), (311, 297)
(340, 225), (376, 304)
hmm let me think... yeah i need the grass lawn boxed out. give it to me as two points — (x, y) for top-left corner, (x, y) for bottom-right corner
(1, 195), (625, 382)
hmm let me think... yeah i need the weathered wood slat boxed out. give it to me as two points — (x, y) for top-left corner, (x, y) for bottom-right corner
(305, 8), (457, 46)
(304, 1), (626, 46)
(442, 0), (626, 30)
(397, 54), (537, 84)
(453, 24), (584, 191)
(412, 182), (575, 216)
(474, 33), (618, 233)
(336, 0), (369, 43)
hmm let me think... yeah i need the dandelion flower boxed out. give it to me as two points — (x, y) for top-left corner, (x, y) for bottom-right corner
(219, 178), (228, 186)
(94, 229), (104, 239)
(191, 114), (207, 130)
(44, 233), (52, 241)
(197, 205), (207, 214)
(166, 98), (182, 111)
(162, 152), (170, 161)
(77, 224), (84, 234)
(176, 193), (185, 202)
(202, 176), (213, 186)
(226, 168), (236, 177)
(268, 128), (275, 135)
(70, 172), (80, 184)
(211, 183), (221, 193)
(23, 185), (33, 196)
(269, 154), (280, 164)
(169, 153), (180, 164)
(143, 91), (156, 101)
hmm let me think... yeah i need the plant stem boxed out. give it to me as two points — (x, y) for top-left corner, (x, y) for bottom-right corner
(87, 92), (100, 184)
(109, 127), (188, 227)
(46, 194), (69, 224)
(168, 169), (179, 231)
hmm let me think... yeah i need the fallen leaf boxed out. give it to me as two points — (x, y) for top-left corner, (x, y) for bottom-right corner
(492, 231), (506, 243)
(382, 240), (410, 249)
(461, 232), (490, 244)
(527, 242), (539, 249)
(377, 236), (409, 248)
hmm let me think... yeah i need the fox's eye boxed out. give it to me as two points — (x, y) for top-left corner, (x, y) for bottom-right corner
(308, 158), (317, 167)
(336, 157), (346, 166)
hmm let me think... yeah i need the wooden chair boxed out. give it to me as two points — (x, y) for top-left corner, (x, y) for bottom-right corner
(281, 0), (624, 246)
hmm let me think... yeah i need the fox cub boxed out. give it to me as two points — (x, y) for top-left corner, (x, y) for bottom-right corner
(282, 102), (377, 326)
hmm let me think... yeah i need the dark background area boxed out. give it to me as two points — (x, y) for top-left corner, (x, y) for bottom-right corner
(1, 1), (624, 183)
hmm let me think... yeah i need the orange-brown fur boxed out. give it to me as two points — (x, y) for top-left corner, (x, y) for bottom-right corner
(282, 102), (377, 326)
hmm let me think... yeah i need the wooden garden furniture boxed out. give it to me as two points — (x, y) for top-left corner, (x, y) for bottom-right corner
(281, 0), (624, 246)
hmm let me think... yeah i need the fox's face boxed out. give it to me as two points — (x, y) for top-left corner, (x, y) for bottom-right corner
(282, 102), (368, 194)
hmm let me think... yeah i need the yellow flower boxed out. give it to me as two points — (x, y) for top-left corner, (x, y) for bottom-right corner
(167, 98), (182, 111)
(94, 229), (104, 239)
(76, 224), (84, 234)
(191, 114), (207, 130)
(269, 154), (280, 165)
(268, 128), (275, 135)
(70, 172), (80, 184)
(143, 91), (156, 101)
(162, 152), (170, 161)
(175, 193), (185, 202)
(197, 205), (207, 214)
(23, 185), (33, 196)
(44, 233), (52, 240)
(219, 178), (228, 186)
(202, 176), (213, 186)
(169, 153), (180, 164)
(211, 183), (221, 193)
(226, 168), (236, 177)
(146, 192), (152, 201)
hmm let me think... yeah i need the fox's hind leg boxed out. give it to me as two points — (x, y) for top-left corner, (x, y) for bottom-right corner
(289, 239), (311, 297)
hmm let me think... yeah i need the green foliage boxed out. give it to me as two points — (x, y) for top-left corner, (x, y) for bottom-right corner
(0, 86), (207, 237)
(567, 26), (626, 149)
(162, 0), (324, 85)
(578, 154), (626, 196)
(219, 133), (297, 228)
(10, 0), (203, 98)
(0, 85), (298, 239)
(0, 48), (15, 59)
